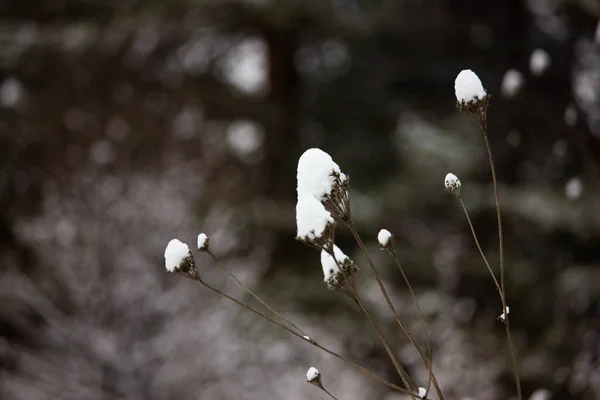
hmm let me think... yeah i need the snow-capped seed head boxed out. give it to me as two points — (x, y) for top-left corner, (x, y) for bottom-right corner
(499, 306), (510, 321)
(377, 229), (393, 250)
(455, 69), (487, 104)
(296, 195), (334, 246)
(306, 367), (320, 383)
(197, 233), (209, 252)
(530, 49), (550, 76)
(444, 173), (461, 195)
(164, 239), (195, 273)
(454, 69), (489, 126)
(418, 387), (427, 399)
(297, 148), (343, 201)
(321, 245), (358, 296)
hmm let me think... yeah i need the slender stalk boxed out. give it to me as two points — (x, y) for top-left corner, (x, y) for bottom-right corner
(346, 223), (445, 400)
(321, 388), (340, 400)
(457, 195), (522, 400)
(329, 251), (415, 393)
(389, 248), (433, 397)
(207, 250), (307, 337)
(481, 130), (505, 294)
(184, 274), (417, 396)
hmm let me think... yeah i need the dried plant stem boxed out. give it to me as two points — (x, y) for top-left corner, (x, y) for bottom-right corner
(457, 195), (522, 400)
(389, 249), (434, 397)
(346, 223), (445, 400)
(329, 253), (415, 393)
(321, 387), (340, 400)
(184, 274), (417, 396)
(207, 251), (308, 337)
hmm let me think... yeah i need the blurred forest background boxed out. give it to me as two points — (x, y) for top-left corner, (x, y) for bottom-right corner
(1, 0), (600, 399)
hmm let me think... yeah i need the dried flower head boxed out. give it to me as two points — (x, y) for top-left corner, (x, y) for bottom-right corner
(455, 69), (489, 127)
(321, 245), (358, 297)
(197, 233), (209, 252)
(444, 173), (461, 196)
(377, 229), (393, 250)
(164, 239), (198, 278)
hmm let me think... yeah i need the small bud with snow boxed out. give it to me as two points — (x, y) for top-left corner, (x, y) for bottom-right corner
(498, 306), (510, 322)
(530, 49), (550, 76)
(321, 245), (358, 296)
(306, 367), (320, 384)
(296, 195), (335, 248)
(164, 239), (196, 275)
(377, 229), (393, 250)
(444, 173), (461, 196)
(454, 69), (489, 127)
(197, 233), (209, 252)
(418, 387), (427, 399)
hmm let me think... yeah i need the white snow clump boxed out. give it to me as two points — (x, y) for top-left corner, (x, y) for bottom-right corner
(306, 367), (320, 382)
(444, 173), (461, 195)
(454, 69), (486, 103)
(320, 245), (348, 283)
(164, 239), (190, 272)
(296, 195), (333, 240)
(377, 229), (392, 248)
(297, 148), (344, 200)
(197, 233), (209, 251)
(418, 387), (427, 399)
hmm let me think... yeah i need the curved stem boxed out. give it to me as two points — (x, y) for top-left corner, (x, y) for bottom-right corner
(329, 252), (415, 393)
(389, 248), (434, 397)
(207, 251), (307, 337)
(185, 275), (416, 396)
(457, 194), (521, 400)
(346, 223), (445, 400)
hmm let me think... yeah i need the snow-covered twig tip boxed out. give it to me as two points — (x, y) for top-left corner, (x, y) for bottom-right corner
(418, 387), (427, 399)
(377, 229), (393, 250)
(455, 69), (486, 104)
(296, 195), (334, 245)
(444, 173), (461, 196)
(297, 148), (345, 201)
(306, 367), (320, 383)
(197, 233), (209, 252)
(164, 239), (194, 273)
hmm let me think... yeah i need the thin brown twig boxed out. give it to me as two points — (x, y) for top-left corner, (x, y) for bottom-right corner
(183, 274), (418, 396)
(389, 248), (434, 397)
(346, 223), (445, 400)
(329, 251), (416, 393)
(457, 194), (522, 400)
(207, 250), (308, 337)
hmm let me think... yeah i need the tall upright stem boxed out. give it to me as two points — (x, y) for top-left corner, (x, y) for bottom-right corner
(346, 223), (445, 400)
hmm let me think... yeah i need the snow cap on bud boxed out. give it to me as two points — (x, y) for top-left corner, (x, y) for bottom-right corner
(499, 306), (510, 321)
(321, 245), (358, 296)
(455, 69), (486, 104)
(418, 387), (427, 399)
(164, 239), (195, 273)
(306, 367), (320, 383)
(445, 173), (461, 195)
(197, 233), (209, 252)
(454, 69), (489, 126)
(377, 229), (393, 250)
